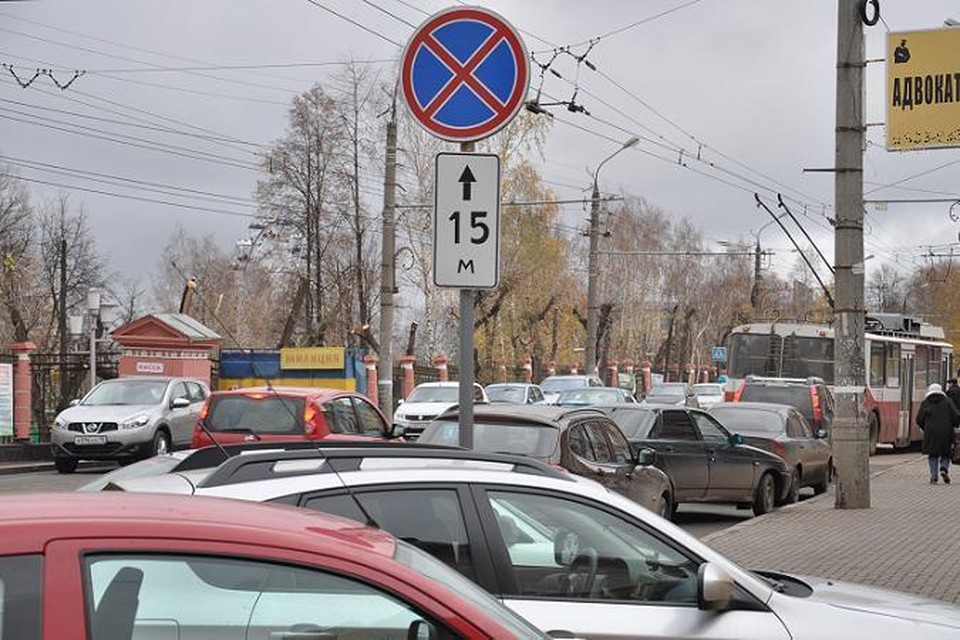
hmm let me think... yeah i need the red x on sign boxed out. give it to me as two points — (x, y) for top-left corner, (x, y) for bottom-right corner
(400, 7), (529, 142)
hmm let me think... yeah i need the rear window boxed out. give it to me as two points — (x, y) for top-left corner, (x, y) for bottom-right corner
(406, 386), (459, 403)
(205, 395), (305, 434)
(649, 384), (685, 397)
(738, 386), (813, 423)
(710, 408), (784, 435)
(419, 420), (559, 459)
(606, 409), (658, 439)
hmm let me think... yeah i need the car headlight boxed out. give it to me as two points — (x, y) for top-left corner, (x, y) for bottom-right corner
(53, 416), (68, 430)
(120, 414), (150, 430)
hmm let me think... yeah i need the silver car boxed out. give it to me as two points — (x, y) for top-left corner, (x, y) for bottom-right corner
(51, 376), (208, 473)
(98, 444), (960, 639)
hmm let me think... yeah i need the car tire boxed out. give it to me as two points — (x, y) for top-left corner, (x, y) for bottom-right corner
(151, 429), (171, 457)
(813, 459), (833, 495)
(752, 472), (776, 516)
(658, 492), (673, 521)
(868, 413), (879, 456)
(54, 457), (78, 474)
(781, 468), (800, 505)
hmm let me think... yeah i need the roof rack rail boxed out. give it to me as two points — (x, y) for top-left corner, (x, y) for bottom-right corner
(196, 443), (573, 488)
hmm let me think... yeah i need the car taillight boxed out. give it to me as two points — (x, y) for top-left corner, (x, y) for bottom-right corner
(303, 403), (319, 435)
(811, 386), (822, 425)
(771, 440), (788, 459)
(198, 402), (210, 423)
(732, 384), (744, 402)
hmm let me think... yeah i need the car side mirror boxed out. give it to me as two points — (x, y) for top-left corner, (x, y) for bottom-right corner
(396, 398), (404, 406)
(171, 397), (190, 409)
(407, 620), (438, 640)
(69, 398), (80, 407)
(389, 423), (406, 438)
(729, 433), (745, 446)
(697, 562), (735, 611)
(816, 429), (828, 439)
(636, 447), (656, 466)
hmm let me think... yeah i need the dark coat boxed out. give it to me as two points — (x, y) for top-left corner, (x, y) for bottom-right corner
(916, 392), (960, 457)
(946, 384), (960, 412)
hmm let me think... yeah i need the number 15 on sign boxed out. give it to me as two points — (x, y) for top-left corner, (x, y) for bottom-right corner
(433, 152), (501, 288)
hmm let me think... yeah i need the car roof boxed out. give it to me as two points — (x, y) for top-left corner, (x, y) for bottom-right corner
(439, 403), (603, 425)
(413, 381), (480, 388)
(0, 491), (396, 557)
(210, 386), (350, 399)
(712, 401), (794, 415)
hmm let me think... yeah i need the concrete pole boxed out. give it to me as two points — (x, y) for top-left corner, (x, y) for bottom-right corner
(459, 140), (475, 449)
(584, 180), (601, 377)
(833, 0), (870, 509)
(377, 117), (398, 417)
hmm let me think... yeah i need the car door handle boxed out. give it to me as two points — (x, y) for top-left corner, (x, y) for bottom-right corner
(663, 445), (674, 452)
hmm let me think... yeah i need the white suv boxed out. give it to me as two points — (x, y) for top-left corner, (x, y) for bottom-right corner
(93, 443), (960, 640)
(392, 381), (487, 439)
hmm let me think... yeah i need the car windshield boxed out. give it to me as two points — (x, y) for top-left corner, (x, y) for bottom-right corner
(83, 379), (168, 406)
(486, 386), (526, 403)
(205, 395), (305, 434)
(393, 540), (548, 639)
(557, 388), (623, 405)
(540, 378), (587, 393)
(405, 386), (459, 403)
(710, 408), (784, 434)
(693, 384), (722, 397)
(648, 384), (684, 397)
(606, 409), (658, 439)
(419, 420), (559, 459)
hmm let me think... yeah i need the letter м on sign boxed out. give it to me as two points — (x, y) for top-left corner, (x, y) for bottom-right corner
(433, 152), (500, 288)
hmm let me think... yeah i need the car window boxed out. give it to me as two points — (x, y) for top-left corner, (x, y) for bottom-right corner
(650, 410), (699, 440)
(420, 420), (559, 458)
(597, 421), (633, 464)
(531, 387), (544, 402)
(185, 382), (206, 403)
(353, 398), (387, 435)
(169, 382), (189, 405)
(474, 385), (486, 402)
(690, 412), (729, 444)
(585, 421), (615, 463)
(406, 386), (458, 403)
(484, 490), (699, 603)
(84, 379), (169, 406)
(710, 408), (783, 435)
(788, 411), (814, 438)
(486, 386), (525, 403)
(739, 384), (814, 424)
(567, 423), (596, 461)
(206, 395), (304, 434)
(0, 555), (41, 640)
(302, 489), (475, 581)
(606, 409), (658, 439)
(324, 397), (359, 434)
(84, 554), (457, 640)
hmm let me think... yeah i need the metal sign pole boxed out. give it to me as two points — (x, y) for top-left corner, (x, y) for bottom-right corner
(459, 140), (475, 449)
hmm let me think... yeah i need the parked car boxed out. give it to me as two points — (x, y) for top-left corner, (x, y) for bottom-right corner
(555, 386), (637, 406)
(641, 382), (700, 408)
(600, 404), (791, 515)
(97, 444), (960, 639)
(190, 385), (394, 448)
(51, 376), (209, 473)
(392, 381), (488, 440)
(485, 382), (545, 405)
(709, 402), (834, 502)
(733, 375), (835, 435)
(539, 374), (604, 404)
(418, 404), (673, 519)
(692, 382), (725, 409)
(1, 491), (546, 639)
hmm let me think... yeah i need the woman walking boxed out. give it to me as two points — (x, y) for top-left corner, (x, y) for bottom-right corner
(916, 383), (960, 484)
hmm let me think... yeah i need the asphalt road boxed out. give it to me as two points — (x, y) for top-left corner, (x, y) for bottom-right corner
(0, 449), (920, 539)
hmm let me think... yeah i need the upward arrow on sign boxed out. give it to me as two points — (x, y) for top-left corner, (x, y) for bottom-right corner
(459, 166), (476, 201)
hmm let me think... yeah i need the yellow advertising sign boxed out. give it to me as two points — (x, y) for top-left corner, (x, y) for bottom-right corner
(887, 28), (960, 151)
(280, 347), (345, 370)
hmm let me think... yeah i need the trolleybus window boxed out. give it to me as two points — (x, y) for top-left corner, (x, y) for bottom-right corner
(728, 334), (777, 379)
(781, 336), (834, 384)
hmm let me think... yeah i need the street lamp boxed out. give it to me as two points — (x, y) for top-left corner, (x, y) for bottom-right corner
(86, 287), (101, 391)
(585, 136), (639, 375)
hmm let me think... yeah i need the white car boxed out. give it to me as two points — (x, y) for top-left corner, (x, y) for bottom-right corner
(96, 443), (960, 639)
(392, 381), (487, 439)
(539, 374), (604, 404)
(693, 382), (725, 409)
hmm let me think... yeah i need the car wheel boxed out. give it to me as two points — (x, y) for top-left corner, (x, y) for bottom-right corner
(54, 457), (78, 474)
(658, 492), (673, 521)
(782, 468), (800, 504)
(813, 459), (833, 495)
(868, 413), (879, 456)
(151, 429), (171, 457)
(752, 472), (776, 516)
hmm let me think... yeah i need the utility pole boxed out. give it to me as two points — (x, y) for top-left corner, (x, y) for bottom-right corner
(833, 0), (870, 509)
(584, 180), (601, 376)
(751, 238), (762, 313)
(377, 112), (398, 416)
(58, 238), (68, 409)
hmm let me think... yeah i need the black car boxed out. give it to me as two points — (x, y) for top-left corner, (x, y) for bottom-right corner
(600, 404), (791, 517)
(418, 405), (675, 519)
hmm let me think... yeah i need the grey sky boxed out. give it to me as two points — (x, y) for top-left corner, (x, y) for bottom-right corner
(1, 0), (959, 296)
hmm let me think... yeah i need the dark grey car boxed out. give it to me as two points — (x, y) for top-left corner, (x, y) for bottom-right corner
(600, 404), (791, 516)
(418, 404), (675, 519)
(709, 402), (834, 502)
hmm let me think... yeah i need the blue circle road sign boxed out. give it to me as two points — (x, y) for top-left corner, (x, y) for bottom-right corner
(400, 6), (529, 142)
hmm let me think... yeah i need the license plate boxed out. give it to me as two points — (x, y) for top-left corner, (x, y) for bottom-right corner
(74, 435), (107, 445)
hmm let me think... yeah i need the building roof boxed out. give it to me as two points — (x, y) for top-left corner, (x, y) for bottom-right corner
(153, 313), (221, 341)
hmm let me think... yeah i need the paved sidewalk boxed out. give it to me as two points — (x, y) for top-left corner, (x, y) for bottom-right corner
(702, 453), (960, 605)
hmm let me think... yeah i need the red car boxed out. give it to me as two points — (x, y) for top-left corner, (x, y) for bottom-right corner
(191, 386), (397, 448)
(0, 492), (546, 639)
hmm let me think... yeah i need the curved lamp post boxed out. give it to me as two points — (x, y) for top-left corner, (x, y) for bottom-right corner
(584, 136), (639, 375)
